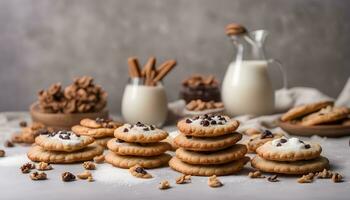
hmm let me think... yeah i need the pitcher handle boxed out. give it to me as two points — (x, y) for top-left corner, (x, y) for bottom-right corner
(268, 59), (288, 89)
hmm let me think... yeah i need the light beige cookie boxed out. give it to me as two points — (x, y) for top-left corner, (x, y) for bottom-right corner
(72, 125), (115, 138)
(114, 122), (168, 143)
(169, 156), (250, 176)
(301, 107), (350, 126)
(256, 137), (322, 161)
(35, 130), (94, 152)
(247, 130), (284, 153)
(176, 144), (247, 165)
(94, 137), (113, 148)
(281, 101), (333, 121)
(251, 156), (329, 175)
(174, 132), (242, 152)
(177, 114), (239, 137)
(80, 118), (123, 129)
(107, 138), (171, 156)
(105, 152), (171, 169)
(27, 144), (104, 164)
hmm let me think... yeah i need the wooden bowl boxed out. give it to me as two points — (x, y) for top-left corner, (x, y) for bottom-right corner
(278, 120), (350, 137)
(30, 102), (109, 130)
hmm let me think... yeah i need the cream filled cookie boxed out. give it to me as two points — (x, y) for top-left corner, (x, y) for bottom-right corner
(247, 130), (284, 153)
(72, 117), (123, 138)
(256, 137), (322, 161)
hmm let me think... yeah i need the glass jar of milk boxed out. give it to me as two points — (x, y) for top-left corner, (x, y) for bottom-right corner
(121, 79), (168, 127)
(222, 26), (287, 116)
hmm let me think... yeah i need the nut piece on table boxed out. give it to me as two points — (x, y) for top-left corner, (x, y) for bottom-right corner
(19, 121), (27, 127)
(37, 162), (53, 171)
(82, 161), (96, 170)
(267, 175), (279, 182)
(208, 175), (223, 188)
(129, 165), (152, 179)
(248, 171), (265, 179)
(20, 163), (35, 174)
(297, 173), (314, 183)
(77, 171), (92, 180)
(332, 173), (343, 183)
(176, 174), (191, 184)
(0, 149), (5, 157)
(93, 155), (105, 164)
(4, 140), (14, 148)
(159, 180), (171, 190)
(62, 172), (76, 182)
(316, 169), (333, 179)
(30, 171), (47, 181)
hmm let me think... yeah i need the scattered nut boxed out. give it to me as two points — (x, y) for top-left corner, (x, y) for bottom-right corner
(298, 173), (314, 183)
(332, 173), (343, 183)
(77, 171), (92, 180)
(176, 174), (191, 184)
(19, 121), (27, 127)
(159, 180), (171, 190)
(0, 149), (5, 157)
(4, 140), (14, 148)
(82, 161), (96, 170)
(62, 172), (76, 182)
(87, 176), (94, 182)
(316, 169), (333, 179)
(93, 155), (105, 164)
(267, 175), (279, 182)
(37, 162), (53, 171)
(208, 175), (223, 188)
(30, 171), (47, 181)
(20, 163), (35, 174)
(248, 171), (265, 178)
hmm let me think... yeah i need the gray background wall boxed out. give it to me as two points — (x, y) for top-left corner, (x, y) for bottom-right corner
(0, 0), (349, 113)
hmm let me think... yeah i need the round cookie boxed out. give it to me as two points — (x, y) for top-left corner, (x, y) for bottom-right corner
(105, 152), (171, 169)
(169, 156), (250, 176)
(80, 118), (123, 129)
(27, 144), (104, 164)
(107, 138), (172, 156)
(114, 122), (168, 143)
(251, 155), (329, 175)
(94, 137), (113, 148)
(177, 114), (239, 137)
(35, 130), (94, 152)
(256, 137), (322, 161)
(247, 130), (284, 153)
(174, 132), (242, 152)
(72, 125), (115, 138)
(175, 144), (247, 165)
(301, 107), (350, 126)
(281, 101), (333, 122)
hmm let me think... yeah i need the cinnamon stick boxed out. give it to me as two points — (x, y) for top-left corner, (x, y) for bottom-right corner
(127, 57), (141, 78)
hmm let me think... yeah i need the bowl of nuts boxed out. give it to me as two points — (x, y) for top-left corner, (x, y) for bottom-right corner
(30, 76), (109, 129)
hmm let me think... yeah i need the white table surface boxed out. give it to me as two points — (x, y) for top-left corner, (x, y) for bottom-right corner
(0, 112), (349, 200)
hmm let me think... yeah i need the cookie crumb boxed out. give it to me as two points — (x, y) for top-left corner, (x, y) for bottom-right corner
(208, 175), (223, 188)
(30, 171), (47, 180)
(77, 171), (92, 180)
(62, 172), (76, 182)
(4, 140), (14, 148)
(129, 164), (152, 179)
(176, 174), (191, 184)
(82, 161), (96, 170)
(159, 180), (171, 190)
(298, 173), (314, 183)
(0, 149), (5, 157)
(93, 155), (105, 164)
(37, 162), (53, 171)
(87, 176), (94, 182)
(331, 173), (343, 183)
(20, 162), (35, 174)
(248, 171), (265, 178)
(316, 169), (333, 179)
(267, 175), (279, 182)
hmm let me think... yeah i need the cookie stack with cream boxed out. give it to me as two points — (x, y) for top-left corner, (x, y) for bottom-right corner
(251, 137), (330, 175)
(169, 114), (250, 176)
(72, 118), (122, 148)
(105, 122), (172, 169)
(28, 130), (104, 163)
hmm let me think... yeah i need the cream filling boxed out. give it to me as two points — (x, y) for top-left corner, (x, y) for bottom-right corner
(46, 131), (83, 145)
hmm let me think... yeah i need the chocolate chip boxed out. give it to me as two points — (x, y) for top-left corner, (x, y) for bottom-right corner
(260, 130), (273, 139)
(150, 125), (155, 130)
(276, 143), (282, 147)
(130, 125), (134, 129)
(4, 140), (14, 148)
(136, 122), (144, 127)
(267, 175), (279, 182)
(135, 167), (147, 175)
(299, 140), (305, 144)
(19, 121), (27, 127)
(116, 139), (125, 143)
(185, 135), (192, 139)
(62, 172), (76, 182)
(304, 144), (311, 149)
(185, 119), (192, 124)
(217, 121), (223, 125)
(143, 127), (150, 131)
(280, 138), (287, 143)
(200, 120), (210, 127)
(123, 128), (129, 132)
(203, 114), (209, 119)
(210, 120), (217, 125)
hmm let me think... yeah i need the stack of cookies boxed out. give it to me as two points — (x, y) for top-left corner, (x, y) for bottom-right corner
(251, 137), (330, 175)
(170, 114), (250, 176)
(28, 130), (104, 163)
(72, 118), (122, 148)
(105, 122), (172, 169)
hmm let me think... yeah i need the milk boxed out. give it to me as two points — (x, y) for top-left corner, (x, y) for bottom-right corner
(121, 84), (168, 127)
(222, 60), (274, 116)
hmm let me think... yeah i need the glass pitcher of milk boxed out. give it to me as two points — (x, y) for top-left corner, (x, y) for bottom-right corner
(222, 26), (287, 116)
